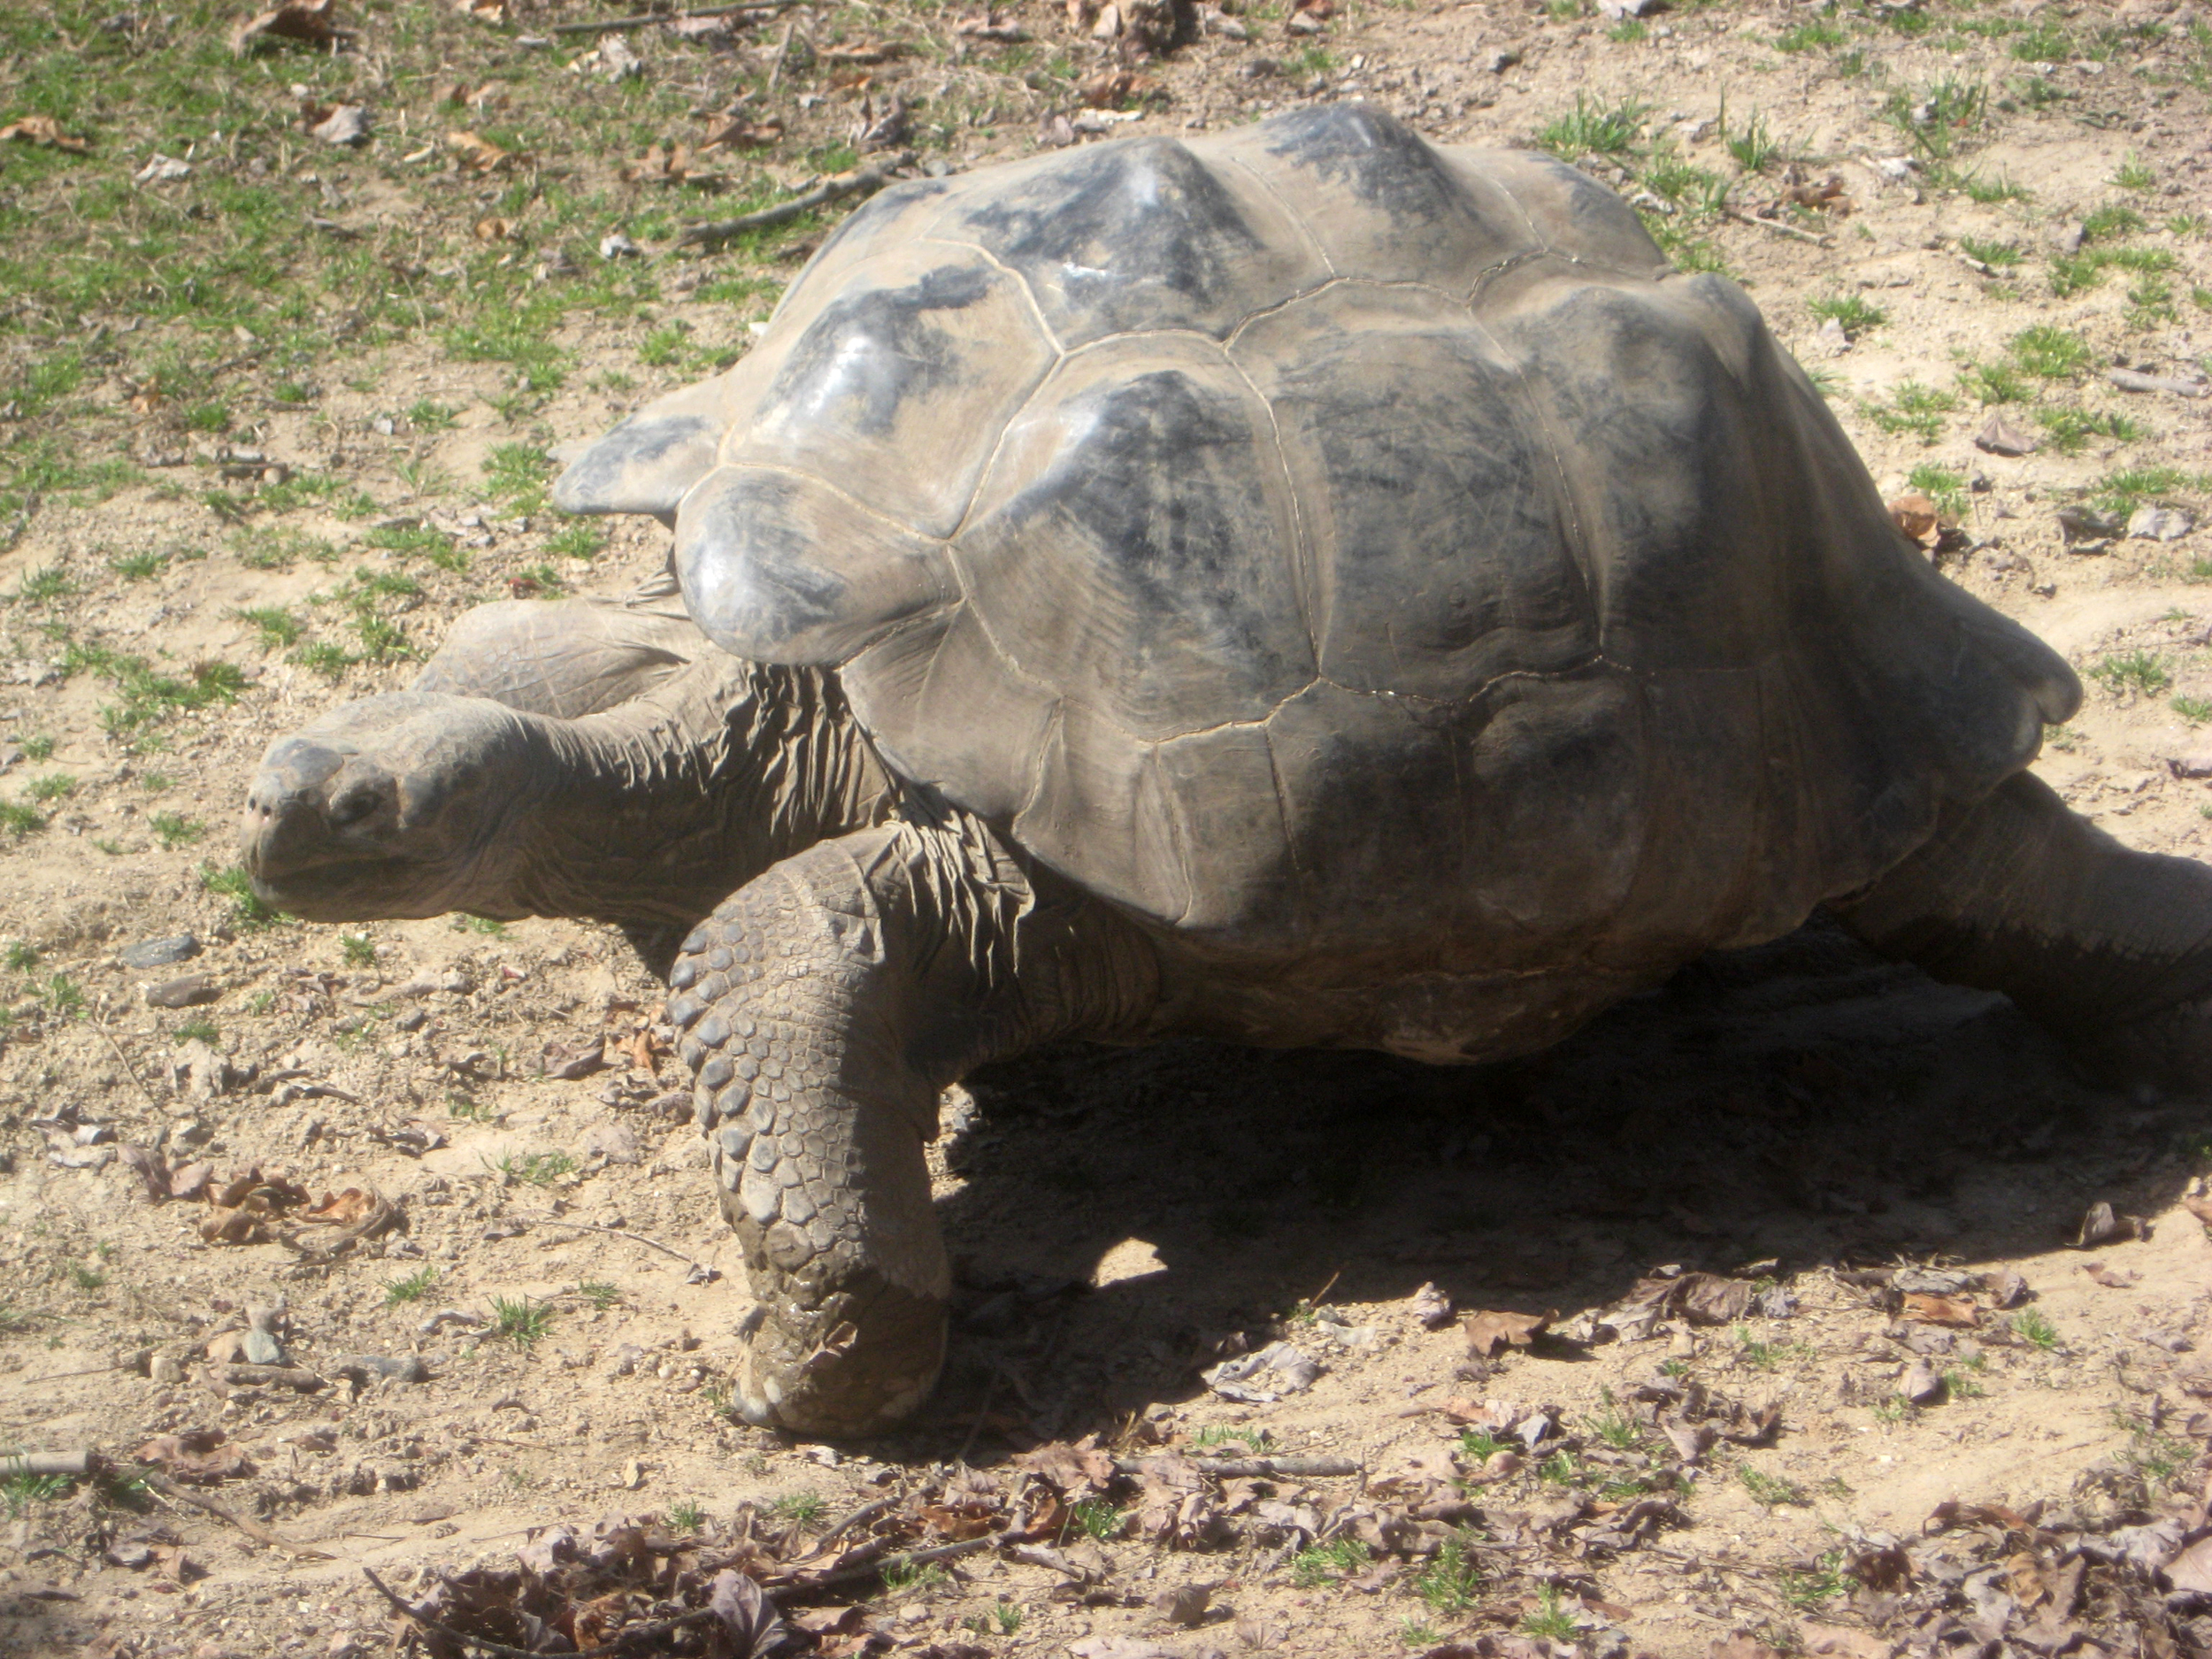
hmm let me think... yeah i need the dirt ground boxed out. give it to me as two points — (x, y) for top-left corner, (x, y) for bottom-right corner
(13, 2), (2212, 1657)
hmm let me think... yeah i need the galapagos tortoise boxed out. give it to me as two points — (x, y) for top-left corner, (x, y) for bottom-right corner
(243, 105), (2212, 1436)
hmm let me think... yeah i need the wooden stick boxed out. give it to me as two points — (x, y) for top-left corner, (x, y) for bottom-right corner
(0, 1450), (93, 1479)
(765, 16), (796, 90)
(550, 1), (809, 35)
(797, 1495), (895, 1555)
(675, 157), (904, 247)
(1110, 1454), (1361, 1479)
(786, 1526), (1008, 1592)
(139, 1470), (335, 1561)
(1724, 207), (1832, 245)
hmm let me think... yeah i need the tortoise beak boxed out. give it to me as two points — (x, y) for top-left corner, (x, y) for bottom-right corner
(240, 737), (401, 911)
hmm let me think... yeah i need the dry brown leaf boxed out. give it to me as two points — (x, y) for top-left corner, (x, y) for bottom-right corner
(1014, 1440), (1117, 1499)
(1888, 493), (1939, 542)
(1901, 1292), (1980, 1327)
(446, 129), (513, 173)
(167, 1161), (212, 1202)
(134, 1430), (252, 1484)
(300, 1187), (378, 1225)
(1784, 173), (1852, 215)
(820, 41), (910, 63)
(918, 1499), (999, 1540)
(620, 142), (727, 186)
(1463, 1308), (1548, 1357)
(450, 0), (510, 19)
(1975, 411), (2039, 457)
(437, 80), (509, 112)
(2168, 1535), (2212, 1594)
(230, 0), (350, 56)
(695, 116), (784, 154)
(1676, 1271), (1755, 1325)
(2081, 1261), (2141, 1288)
(1080, 69), (1138, 107)
(0, 115), (90, 152)
(473, 217), (513, 242)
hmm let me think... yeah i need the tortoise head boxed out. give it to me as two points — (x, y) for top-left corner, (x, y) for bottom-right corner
(240, 691), (549, 922)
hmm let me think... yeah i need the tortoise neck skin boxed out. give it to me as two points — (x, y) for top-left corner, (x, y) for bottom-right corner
(503, 655), (898, 932)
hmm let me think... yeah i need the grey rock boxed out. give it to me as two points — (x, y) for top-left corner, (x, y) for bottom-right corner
(327, 1353), (430, 1384)
(2057, 505), (2124, 541)
(119, 934), (199, 970)
(582, 1118), (642, 1166)
(243, 1329), (287, 1365)
(145, 973), (218, 1009)
(2129, 504), (2193, 541)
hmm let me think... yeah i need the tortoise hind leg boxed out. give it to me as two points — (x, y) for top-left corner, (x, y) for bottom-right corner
(1832, 771), (2212, 1079)
(667, 815), (1159, 1434)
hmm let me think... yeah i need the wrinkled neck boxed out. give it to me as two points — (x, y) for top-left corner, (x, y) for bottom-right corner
(501, 657), (895, 930)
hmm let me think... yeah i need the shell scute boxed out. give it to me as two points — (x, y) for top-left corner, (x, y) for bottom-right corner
(954, 334), (1314, 742)
(933, 135), (1329, 346)
(1228, 281), (1592, 703)
(726, 245), (1054, 537)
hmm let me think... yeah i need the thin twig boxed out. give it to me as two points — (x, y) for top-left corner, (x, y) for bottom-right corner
(1120, 1454), (1362, 1479)
(140, 1470), (334, 1560)
(674, 157), (906, 248)
(787, 1526), (1009, 1594)
(87, 1004), (163, 1116)
(363, 1567), (720, 1658)
(797, 1496), (895, 1556)
(526, 1214), (710, 1271)
(765, 17), (796, 89)
(550, 1), (809, 35)
(1724, 207), (1832, 245)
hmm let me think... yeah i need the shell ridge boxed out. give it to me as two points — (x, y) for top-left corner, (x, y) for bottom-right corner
(916, 235), (1068, 354)
(1219, 345), (1324, 678)
(711, 460), (954, 547)
(1014, 700), (1065, 826)
(944, 349), (1065, 543)
(1218, 150), (1340, 280)
(1455, 305), (1605, 651)
(940, 541), (1099, 725)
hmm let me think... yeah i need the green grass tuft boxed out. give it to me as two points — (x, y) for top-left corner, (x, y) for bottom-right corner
(1808, 294), (1886, 337)
(489, 1294), (552, 1347)
(1536, 96), (1648, 158)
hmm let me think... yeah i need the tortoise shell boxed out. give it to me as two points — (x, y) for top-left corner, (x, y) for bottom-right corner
(554, 105), (2074, 965)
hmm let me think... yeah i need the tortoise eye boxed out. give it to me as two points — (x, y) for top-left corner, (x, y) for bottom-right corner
(329, 781), (385, 826)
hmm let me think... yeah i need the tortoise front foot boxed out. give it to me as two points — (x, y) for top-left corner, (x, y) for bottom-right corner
(670, 837), (953, 1436)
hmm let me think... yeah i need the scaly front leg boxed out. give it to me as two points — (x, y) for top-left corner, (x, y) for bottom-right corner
(668, 814), (1157, 1435)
